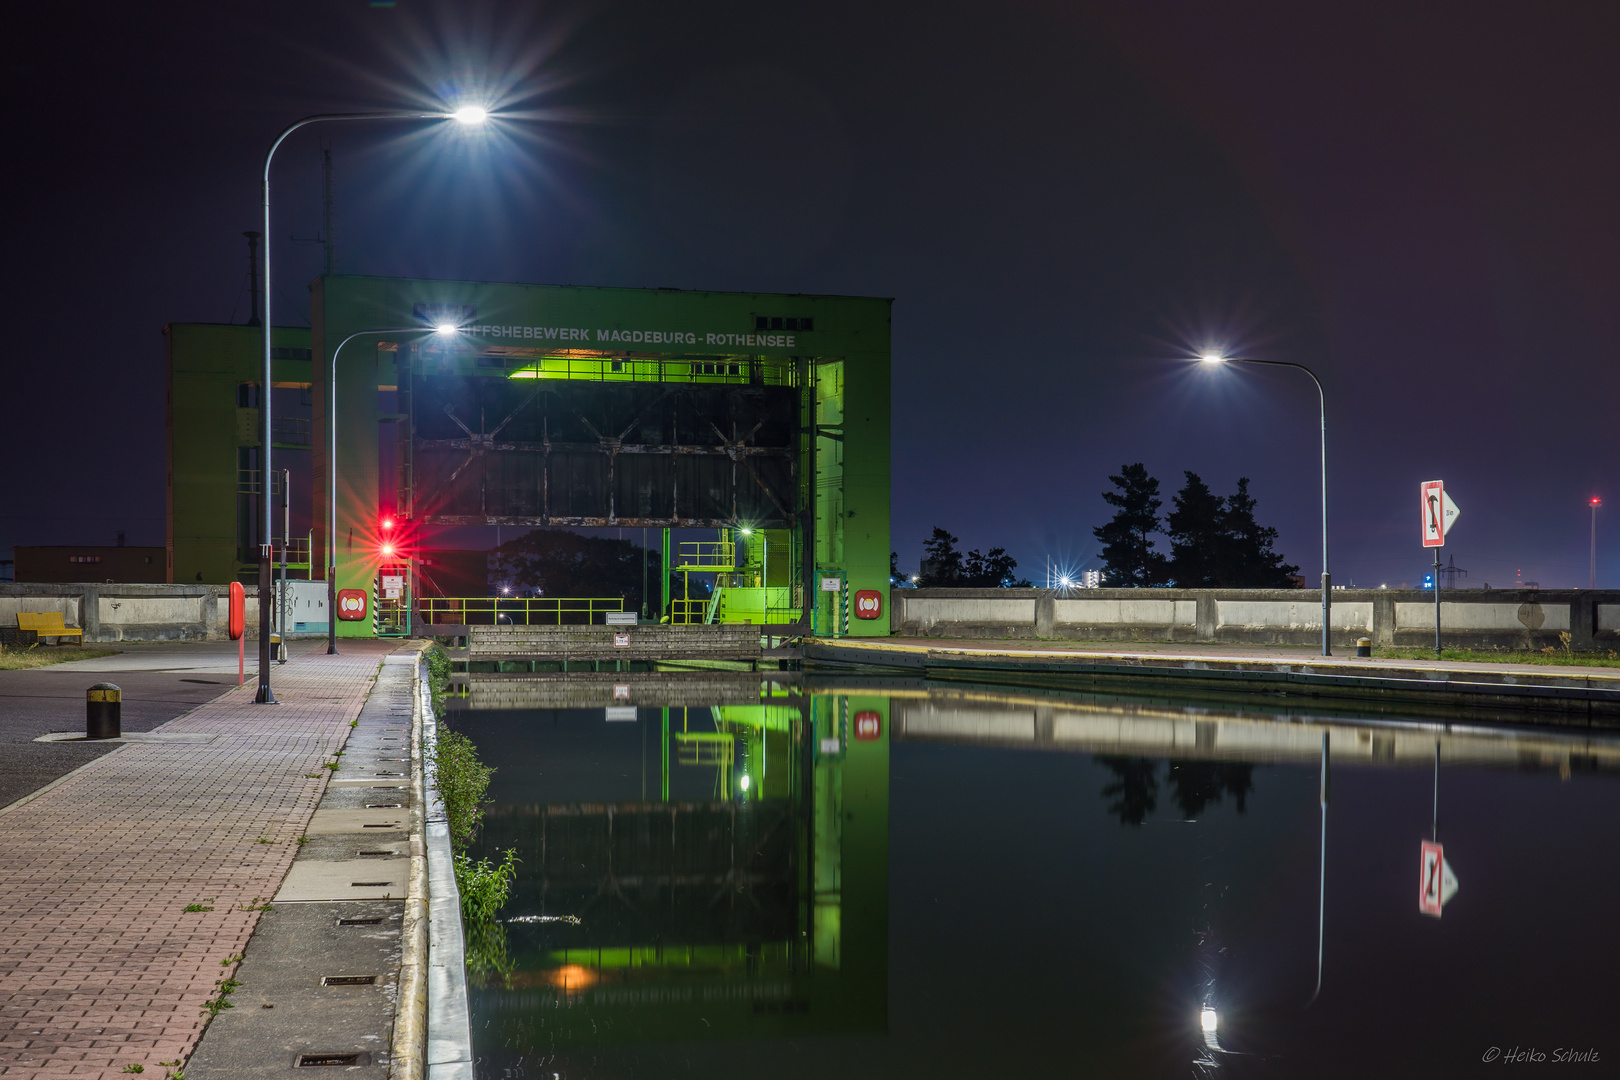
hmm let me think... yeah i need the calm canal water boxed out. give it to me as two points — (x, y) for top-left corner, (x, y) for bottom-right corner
(449, 677), (1620, 1078)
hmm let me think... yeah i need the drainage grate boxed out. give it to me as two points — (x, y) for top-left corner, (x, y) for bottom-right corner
(358, 849), (398, 856)
(350, 881), (394, 887)
(296, 1052), (370, 1066)
(336, 917), (383, 926)
(321, 975), (377, 986)
(364, 803), (404, 809)
(360, 823), (400, 829)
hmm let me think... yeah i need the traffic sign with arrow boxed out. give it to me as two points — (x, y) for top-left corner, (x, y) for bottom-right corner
(1421, 480), (1461, 548)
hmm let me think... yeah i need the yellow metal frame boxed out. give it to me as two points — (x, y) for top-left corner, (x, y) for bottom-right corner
(417, 596), (626, 625)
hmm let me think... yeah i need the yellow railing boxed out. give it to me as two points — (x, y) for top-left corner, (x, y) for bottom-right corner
(669, 597), (709, 625)
(674, 541), (735, 571)
(417, 596), (626, 626)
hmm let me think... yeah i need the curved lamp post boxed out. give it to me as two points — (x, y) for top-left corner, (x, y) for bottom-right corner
(255, 105), (487, 701)
(324, 325), (460, 654)
(1200, 353), (1332, 657)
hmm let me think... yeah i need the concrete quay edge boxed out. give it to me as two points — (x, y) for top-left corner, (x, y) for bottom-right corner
(804, 637), (1620, 717)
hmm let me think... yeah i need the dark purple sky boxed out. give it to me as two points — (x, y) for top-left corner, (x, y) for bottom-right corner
(4, 0), (1616, 588)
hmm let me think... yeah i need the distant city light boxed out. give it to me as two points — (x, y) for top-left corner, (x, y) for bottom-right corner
(450, 106), (489, 125)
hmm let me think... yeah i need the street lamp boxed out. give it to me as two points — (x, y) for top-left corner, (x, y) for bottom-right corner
(1199, 353), (1333, 656)
(256, 105), (488, 701)
(1591, 497), (1602, 590)
(324, 325), (460, 655)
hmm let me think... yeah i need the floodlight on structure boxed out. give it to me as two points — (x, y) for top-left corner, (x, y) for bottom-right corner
(450, 106), (489, 125)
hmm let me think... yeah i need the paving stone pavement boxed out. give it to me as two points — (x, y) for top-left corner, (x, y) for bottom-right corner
(0, 642), (397, 1078)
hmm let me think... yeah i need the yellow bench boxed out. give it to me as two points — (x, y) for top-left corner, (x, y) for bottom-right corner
(17, 612), (84, 645)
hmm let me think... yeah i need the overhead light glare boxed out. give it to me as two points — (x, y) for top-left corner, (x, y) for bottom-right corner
(1200, 1007), (1218, 1033)
(1199, 353), (1228, 364)
(450, 105), (489, 126)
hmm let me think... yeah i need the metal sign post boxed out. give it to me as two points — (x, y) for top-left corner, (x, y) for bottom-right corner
(1420, 481), (1462, 656)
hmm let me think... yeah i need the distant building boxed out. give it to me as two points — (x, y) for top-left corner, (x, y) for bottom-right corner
(14, 546), (167, 584)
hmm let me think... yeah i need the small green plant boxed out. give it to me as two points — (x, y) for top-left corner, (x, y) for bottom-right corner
(200, 975), (239, 1016)
(158, 1061), (184, 1080)
(304, 773), (322, 779)
(122, 1066), (143, 1074)
(425, 642), (453, 712)
(433, 730), (495, 850)
(323, 761), (339, 771)
(183, 904), (214, 913)
(255, 837), (276, 844)
(220, 953), (243, 966)
(296, 836), (310, 846)
(237, 898), (272, 911)
(350, 719), (359, 728)
(455, 848), (520, 923)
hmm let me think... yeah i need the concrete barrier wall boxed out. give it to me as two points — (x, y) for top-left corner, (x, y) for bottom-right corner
(890, 587), (1620, 649)
(1, 583), (271, 642)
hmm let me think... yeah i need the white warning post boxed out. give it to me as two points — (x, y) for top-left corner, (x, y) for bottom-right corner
(1418, 839), (1460, 917)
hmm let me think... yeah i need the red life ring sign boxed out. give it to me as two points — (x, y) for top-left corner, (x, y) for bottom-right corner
(227, 581), (246, 641)
(854, 589), (883, 619)
(853, 711), (882, 741)
(337, 589), (368, 621)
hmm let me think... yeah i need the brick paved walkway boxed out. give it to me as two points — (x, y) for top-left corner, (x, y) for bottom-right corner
(0, 643), (396, 1078)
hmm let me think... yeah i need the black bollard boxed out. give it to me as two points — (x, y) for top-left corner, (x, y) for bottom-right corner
(87, 683), (121, 739)
(1356, 637), (1372, 658)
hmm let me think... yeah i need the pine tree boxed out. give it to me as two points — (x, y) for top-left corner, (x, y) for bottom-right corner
(1219, 478), (1300, 587)
(1166, 471), (1225, 587)
(918, 527), (965, 586)
(1093, 463), (1169, 586)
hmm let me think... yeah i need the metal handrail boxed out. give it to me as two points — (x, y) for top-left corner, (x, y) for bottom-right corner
(416, 596), (626, 626)
(675, 541), (735, 570)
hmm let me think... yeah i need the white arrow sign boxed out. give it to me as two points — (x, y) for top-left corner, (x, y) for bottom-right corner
(1421, 481), (1462, 548)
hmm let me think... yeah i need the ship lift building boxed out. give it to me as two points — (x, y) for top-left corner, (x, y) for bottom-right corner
(165, 274), (891, 639)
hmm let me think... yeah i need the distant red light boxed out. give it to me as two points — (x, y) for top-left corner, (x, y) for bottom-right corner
(381, 517), (395, 530)
(1592, 498), (1603, 507)
(381, 543), (395, 557)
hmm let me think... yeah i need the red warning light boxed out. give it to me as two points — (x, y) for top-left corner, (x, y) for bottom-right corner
(1591, 497), (1602, 508)
(382, 517), (395, 529)
(381, 543), (396, 557)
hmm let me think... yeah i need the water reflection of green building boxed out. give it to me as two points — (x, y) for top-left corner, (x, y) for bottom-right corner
(469, 693), (889, 1048)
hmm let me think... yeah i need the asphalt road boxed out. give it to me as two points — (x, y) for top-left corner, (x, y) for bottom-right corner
(0, 640), (328, 810)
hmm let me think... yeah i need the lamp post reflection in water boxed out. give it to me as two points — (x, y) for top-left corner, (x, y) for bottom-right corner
(1308, 730), (1329, 1008)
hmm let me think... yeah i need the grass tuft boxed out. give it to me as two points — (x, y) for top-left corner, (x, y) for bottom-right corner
(0, 644), (121, 670)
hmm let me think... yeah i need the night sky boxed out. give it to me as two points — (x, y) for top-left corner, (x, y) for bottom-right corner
(5, 1), (1617, 589)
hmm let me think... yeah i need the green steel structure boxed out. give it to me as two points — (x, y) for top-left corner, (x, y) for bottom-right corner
(165, 275), (890, 637)
(164, 322), (316, 586)
(313, 274), (891, 638)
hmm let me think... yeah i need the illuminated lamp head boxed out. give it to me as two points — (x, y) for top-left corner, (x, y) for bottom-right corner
(1199, 353), (1228, 364)
(381, 542), (395, 557)
(1592, 497), (1603, 507)
(433, 323), (458, 335)
(449, 105), (489, 126)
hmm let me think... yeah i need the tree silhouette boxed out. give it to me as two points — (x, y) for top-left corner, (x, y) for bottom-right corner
(1218, 478), (1300, 587)
(1167, 761), (1256, 819)
(1166, 471), (1224, 587)
(919, 527), (965, 586)
(1094, 464), (1169, 586)
(1096, 755), (1160, 826)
